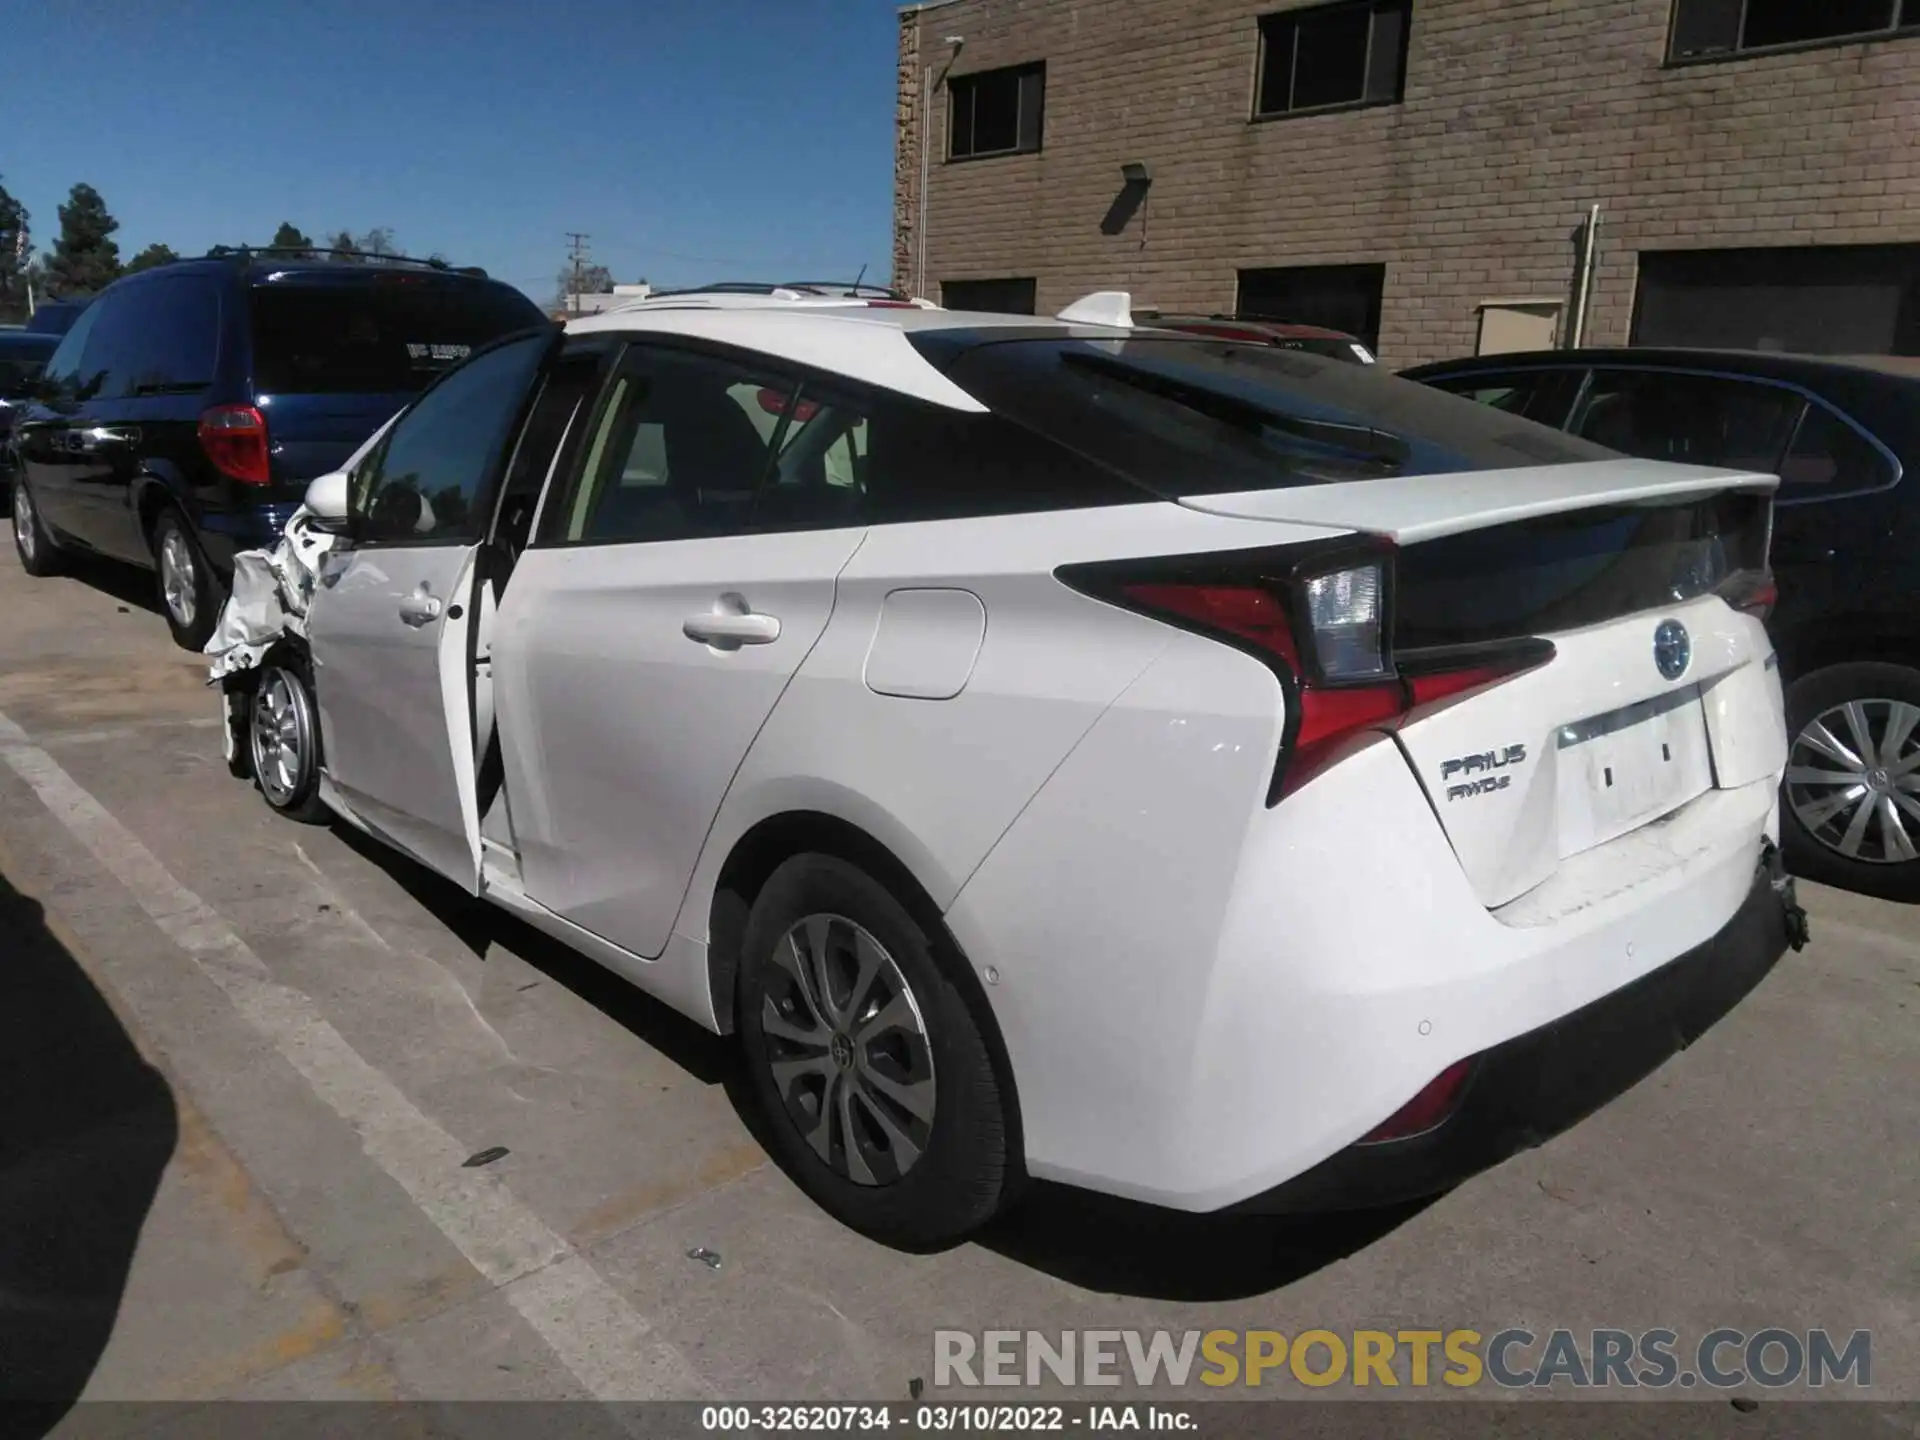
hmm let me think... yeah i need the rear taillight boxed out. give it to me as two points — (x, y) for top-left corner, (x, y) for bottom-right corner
(1065, 541), (1553, 802)
(198, 405), (270, 485)
(1719, 570), (1777, 620)
(1357, 1059), (1474, 1144)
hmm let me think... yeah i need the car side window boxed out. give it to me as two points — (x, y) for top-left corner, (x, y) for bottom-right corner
(1775, 402), (1896, 499)
(112, 276), (221, 395)
(37, 298), (108, 402)
(1424, 369), (1583, 428)
(349, 332), (549, 545)
(1571, 370), (1805, 472)
(558, 347), (793, 545)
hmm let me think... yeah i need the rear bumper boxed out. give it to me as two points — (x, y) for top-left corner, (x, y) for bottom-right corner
(1231, 849), (1807, 1215)
(196, 501), (300, 575)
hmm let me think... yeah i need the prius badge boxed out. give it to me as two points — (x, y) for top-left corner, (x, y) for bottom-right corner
(1440, 745), (1528, 801)
(1654, 619), (1691, 681)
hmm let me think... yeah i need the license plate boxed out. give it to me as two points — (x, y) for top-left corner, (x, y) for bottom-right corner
(1555, 686), (1713, 858)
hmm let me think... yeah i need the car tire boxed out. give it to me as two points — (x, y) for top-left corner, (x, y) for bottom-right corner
(737, 853), (1013, 1248)
(152, 508), (224, 652)
(1782, 661), (1920, 903)
(11, 477), (63, 577)
(248, 659), (330, 824)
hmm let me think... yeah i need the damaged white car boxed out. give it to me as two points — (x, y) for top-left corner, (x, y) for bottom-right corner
(210, 295), (1806, 1247)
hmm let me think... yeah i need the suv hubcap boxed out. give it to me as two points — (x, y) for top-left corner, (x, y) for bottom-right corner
(13, 484), (36, 563)
(760, 914), (937, 1187)
(250, 670), (310, 806)
(160, 529), (197, 626)
(1787, 698), (1920, 864)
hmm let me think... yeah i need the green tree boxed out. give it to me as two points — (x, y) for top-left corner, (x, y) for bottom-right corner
(124, 242), (179, 274)
(324, 229), (359, 261)
(0, 176), (28, 323)
(270, 221), (313, 255)
(43, 183), (122, 295)
(554, 261), (613, 310)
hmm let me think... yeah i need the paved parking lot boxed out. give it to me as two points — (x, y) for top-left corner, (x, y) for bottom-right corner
(1, 526), (1915, 1429)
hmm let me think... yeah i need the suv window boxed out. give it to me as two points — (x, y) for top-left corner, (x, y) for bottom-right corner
(1777, 402), (1897, 499)
(39, 295), (109, 402)
(251, 280), (545, 396)
(1421, 368), (1584, 429)
(77, 275), (222, 398)
(1570, 369), (1806, 472)
(935, 336), (1610, 497)
(350, 333), (549, 545)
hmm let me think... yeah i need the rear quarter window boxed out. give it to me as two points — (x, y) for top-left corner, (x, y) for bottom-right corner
(250, 279), (545, 396)
(935, 337), (1612, 498)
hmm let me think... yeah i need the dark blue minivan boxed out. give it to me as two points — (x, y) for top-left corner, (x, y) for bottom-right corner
(8, 251), (546, 646)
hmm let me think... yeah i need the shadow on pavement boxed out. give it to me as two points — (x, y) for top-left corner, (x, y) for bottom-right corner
(55, 550), (166, 619)
(976, 1182), (1436, 1302)
(326, 819), (736, 1086)
(0, 864), (178, 1433)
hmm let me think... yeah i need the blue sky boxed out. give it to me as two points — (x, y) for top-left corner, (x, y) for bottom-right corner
(0, 0), (901, 303)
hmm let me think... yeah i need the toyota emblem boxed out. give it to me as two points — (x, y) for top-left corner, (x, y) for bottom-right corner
(1654, 619), (1691, 681)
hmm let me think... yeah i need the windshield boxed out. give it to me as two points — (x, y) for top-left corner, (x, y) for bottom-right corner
(934, 336), (1613, 498)
(250, 280), (546, 395)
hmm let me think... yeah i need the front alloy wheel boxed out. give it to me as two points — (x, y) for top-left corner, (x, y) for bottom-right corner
(12, 479), (61, 577)
(248, 663), (327, 822)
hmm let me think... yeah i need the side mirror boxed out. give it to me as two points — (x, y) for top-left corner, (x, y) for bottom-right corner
(304, 470), (351, 533)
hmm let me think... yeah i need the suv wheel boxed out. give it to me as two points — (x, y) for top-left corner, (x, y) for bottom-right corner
(152, 509), (222, 651)
(1783, 662), (1920, 902)
(737, 854), (1012, 1248)
(12, 479), (63, 577)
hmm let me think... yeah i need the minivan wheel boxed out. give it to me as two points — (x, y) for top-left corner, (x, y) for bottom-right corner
(737, 854), (1012, 1248)
(152, 509), (222, 651)
(1783, 662), (1920, 903)
(249, 662), (329, 823)
(11, 479), (63, 577)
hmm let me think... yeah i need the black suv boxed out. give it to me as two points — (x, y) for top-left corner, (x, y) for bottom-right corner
(1404, 347), (1920, 902)
(8, 249), (546, 647)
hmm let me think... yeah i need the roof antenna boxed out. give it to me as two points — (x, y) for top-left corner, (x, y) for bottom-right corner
(852, 262), (868, 290)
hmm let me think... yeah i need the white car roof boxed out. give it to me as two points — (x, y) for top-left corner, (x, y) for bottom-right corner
(563, 299), (1128, 413)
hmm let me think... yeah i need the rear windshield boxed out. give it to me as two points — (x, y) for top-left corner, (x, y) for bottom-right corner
(250, 280), (546, 395)
(933, 336), (1613, 497)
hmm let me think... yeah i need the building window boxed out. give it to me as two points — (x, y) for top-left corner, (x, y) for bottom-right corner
(1254, 0), (1410, 118)
(1632, 245), (1920, 355)
(941, 278), (1038, 315)
(1239, 264), (1386, 351)
(1669, 0), (1920, 61)
(948, 63), (1045, 160)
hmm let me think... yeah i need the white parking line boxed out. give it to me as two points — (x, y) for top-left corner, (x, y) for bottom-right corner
(0, 707), (705, 1404)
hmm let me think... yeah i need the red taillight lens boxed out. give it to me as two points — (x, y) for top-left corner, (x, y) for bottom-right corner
(198, 405), (270, 485)
(1720, 572), (1777, 619)
(1083, 546), (1554, 803)
(1357, 1059), (1474, 1144)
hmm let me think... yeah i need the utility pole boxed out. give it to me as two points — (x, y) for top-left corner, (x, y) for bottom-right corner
(564, 232), (591, 316)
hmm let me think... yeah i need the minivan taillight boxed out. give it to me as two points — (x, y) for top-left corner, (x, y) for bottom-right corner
(198, 405), (270, 485)
(1062, 541), (1553, 802)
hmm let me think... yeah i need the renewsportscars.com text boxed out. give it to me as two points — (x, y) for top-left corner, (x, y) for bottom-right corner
(933, 1327), (1872, 1391)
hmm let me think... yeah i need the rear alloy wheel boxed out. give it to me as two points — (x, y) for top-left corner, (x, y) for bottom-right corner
(1783, 663), (1920, 902)
(249, 662), (329, 823)
(738, 854), (1012, 1247)
(11, 479), (63, 577)
(153, 509), (223, 651)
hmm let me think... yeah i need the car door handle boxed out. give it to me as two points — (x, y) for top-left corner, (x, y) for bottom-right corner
(399, 587), (443, 627)
(68, 426), (139, 453)
(683, 611), (781, 648)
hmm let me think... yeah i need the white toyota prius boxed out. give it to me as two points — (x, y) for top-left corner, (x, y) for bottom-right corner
(215, 289), (1808, 1247)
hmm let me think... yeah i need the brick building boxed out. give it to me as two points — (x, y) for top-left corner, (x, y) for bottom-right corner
(892, 0), (1920, 367)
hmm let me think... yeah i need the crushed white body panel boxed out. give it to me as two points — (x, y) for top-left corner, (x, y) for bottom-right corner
(204, 507), (338, 679)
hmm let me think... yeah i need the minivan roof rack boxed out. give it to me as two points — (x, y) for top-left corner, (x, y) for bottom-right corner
(647, 280), (914, 301)
(202, 245), (489, 279)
